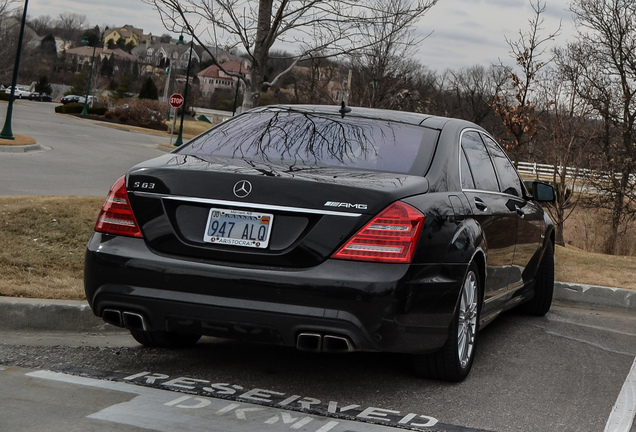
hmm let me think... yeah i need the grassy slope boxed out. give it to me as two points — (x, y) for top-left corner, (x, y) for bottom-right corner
(555, 245), (636, 291)
(0, 196), (633, 301)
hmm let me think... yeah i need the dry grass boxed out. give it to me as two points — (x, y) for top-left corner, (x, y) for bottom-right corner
(562, 205), (636, 256)
(165, 119), (215, 138)
(0, 196), (633, 301)
(0, 196), (103, 300)
(96, 119), (214, 140)
(0, 135), (37, 146)
(555, 245), (636, 290)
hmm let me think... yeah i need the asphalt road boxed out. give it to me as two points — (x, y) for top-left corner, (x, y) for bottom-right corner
(0, 99), (167, 196)
(1, 100), (635, 432)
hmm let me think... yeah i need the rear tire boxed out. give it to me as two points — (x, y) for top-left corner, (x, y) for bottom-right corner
(518, 241), (554, 316)
(130, 329), (201, 348)
(412, 263), (481, 382)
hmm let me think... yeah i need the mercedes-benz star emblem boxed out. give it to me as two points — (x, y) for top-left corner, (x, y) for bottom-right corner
(233, 180), (252, 198)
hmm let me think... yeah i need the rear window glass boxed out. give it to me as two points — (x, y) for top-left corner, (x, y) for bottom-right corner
(179, 109), (438, 175)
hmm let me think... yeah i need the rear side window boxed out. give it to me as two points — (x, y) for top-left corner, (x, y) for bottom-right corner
(460, 148), (475, 189)
(481, 134), (522, 197)
(180, 109), (439, 175)
(461, 131), (499, 192)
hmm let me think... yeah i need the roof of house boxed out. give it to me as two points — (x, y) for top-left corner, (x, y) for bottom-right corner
(65, 46), (139, 62)
(198, 59), (245, 79)
(106, 25), (143, 40)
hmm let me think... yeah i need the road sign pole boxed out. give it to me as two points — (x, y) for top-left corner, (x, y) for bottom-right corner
(170, 108), (177, 146)
(168, 94), (184, 146)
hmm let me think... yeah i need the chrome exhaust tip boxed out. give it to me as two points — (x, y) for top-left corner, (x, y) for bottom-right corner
(296, 333), (322, 352)
(122, 311), (148, 331)
(101, 309), (123, 327)
(323, 335), (354, 353)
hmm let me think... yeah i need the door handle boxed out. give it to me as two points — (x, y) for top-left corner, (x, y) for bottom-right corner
(474, 197), (488, 212)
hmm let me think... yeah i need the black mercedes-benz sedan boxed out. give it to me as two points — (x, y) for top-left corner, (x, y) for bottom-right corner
(84, 104), (555, 381)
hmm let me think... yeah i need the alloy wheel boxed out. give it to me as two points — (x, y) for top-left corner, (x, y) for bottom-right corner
(457, 270), (478, 368)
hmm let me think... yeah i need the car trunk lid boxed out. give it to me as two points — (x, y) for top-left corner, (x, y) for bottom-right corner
(126, 154), (429, 267)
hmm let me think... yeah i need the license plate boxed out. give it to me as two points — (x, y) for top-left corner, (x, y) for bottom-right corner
(203, 208), (273, 249)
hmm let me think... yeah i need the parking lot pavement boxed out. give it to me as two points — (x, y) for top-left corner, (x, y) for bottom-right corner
(1, 287), (635, 432)
(0, 100), (167, 196)
(1, 366), (480, 432)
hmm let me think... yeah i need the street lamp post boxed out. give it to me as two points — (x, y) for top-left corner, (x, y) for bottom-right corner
(174, 35), (194, 147)
(80, 31), (101, 116)
(0, 0), (29, 140)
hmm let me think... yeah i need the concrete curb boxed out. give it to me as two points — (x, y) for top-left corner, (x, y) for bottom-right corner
(0, 297), (113, 332)
(553, 282), (636, 310)
(0, 283), (634, 333)
(0, 143), (47, 153)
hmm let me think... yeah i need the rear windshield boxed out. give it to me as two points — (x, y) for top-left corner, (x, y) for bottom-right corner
(179, 109), (439, 175)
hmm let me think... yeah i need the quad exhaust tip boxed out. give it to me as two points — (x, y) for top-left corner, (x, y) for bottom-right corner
(297, 333), (322, 352)
(101, 309), (148, 331)
(122, 311), (148, 331)
(323, 334), (354, 353)
(296, 333), (354, 353)
(102, 309), (123, 327)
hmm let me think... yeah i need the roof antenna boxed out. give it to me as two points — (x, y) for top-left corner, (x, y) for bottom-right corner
(339, 101), (351, 118)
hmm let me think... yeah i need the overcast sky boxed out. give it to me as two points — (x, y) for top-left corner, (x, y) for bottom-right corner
(27, 0), (577, 72)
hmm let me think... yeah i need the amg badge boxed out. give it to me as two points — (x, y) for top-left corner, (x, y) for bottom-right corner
(324, 201), (368, 210)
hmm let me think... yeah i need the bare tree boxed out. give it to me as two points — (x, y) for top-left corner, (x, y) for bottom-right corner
(444, 64), (507, 126)
(284, 55), (344, 105)
(28, 14), (53, 36)
(535, 50), (595, 246)
(0, 0), (17, 82)
(0, 0), (32, 84)
(347, 0), (427, 110)
(56, 12), (88, 47)
(567, 0), (636, 254)
(143, 0), (437, 111)
(492, 0), (560, 166)
(0, 0), (18, 17)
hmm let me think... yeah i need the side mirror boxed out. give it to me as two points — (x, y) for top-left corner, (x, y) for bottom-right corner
(532, 181), (555, 203)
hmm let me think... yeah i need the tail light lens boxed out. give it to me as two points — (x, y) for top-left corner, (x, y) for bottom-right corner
(94, 176), (143, 238)
(332, 201), (424, 264)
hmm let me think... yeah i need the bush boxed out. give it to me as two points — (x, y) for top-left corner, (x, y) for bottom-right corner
(109, 99), (169, 130)
(90, 106), (108, 116)
(54, 103), (108, 115)
(0, 92), (10, 101)
(55, 103), (83, 113)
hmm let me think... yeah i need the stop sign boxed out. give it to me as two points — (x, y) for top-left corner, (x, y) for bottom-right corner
(169, 93), (184, 108)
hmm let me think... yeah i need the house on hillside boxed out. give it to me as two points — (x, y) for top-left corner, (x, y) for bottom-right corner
(197, 59), (252, 97)
(288, 64), (351, 104)
(55, 37), (71, 53)
(131, 40), (204, 75)
(65, 46), (139, 72)
(103, 25), (143, 48)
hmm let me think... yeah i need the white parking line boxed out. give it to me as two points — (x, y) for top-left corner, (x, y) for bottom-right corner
(605, 357), (636, 432)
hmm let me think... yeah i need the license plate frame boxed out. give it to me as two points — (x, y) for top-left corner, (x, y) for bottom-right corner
(203, 208), (273, 249)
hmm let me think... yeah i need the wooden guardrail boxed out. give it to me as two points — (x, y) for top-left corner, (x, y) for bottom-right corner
(516, 162), (635, 184)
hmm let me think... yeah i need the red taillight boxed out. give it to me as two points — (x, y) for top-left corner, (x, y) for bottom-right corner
(94, 176), (143, 238)
(332, 202), (424, 264)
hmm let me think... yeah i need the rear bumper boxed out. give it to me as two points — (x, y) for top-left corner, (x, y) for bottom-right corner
(84, 233), (466, 354)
